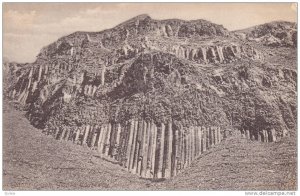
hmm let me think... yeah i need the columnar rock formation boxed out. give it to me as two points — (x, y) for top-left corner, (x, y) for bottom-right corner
(152, 43), (262, 64)
(43, 121), (223, 179)
(239, 128), (277, 142)
(4, 15), (296, 179)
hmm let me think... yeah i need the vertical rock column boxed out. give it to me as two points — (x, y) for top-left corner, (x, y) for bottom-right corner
(201, 48), (207, 63)
(60, 127), (67, 140)
(216, 46), (225, 63)
(179, 128), (185, 171)
(257, 130), (262, 142)
(74, 128), (81, 144)
(207, 127), (211, 150)
(172, 128), (179, 177)
(215, 127), (219, 144)
(145, 121), (154, 178)
(55, 127), (62, 140)
(87, 125), (95, 147)
(114, 123), (122, 159)
(132, 121), (141, 174)
(125, 120), (134, 169)
(108, 124), (116, 157)
(101, 64), (106, 85)
(93, 126), (101, 149)
(151, 122), (158, 178)
(245, 129), (250, 140)
(38, 65), (43, 82)
(53, 126), (58, 139)
(64, 127), (70, 141)
(213, 127), (217, 144)
(194, 126), (199, 157)
(136, 121), (144, 175)
(130, 120), (138, 173)
(210, 127), (215, 146)
(165, 122), (173, 178)
(120, 123), (128, 164)
(187, 129), (191, 167)
(202, 126), (207, 152)
(104, 123), (112, 156)
(97, 125), (106, 155)
(217, 127), (221, 143)
(190, 127), (195, 162)
(90, 125), (99, 149)
(198, 127), (202, 155)
(184, 131), (188, 168)
(82, 125), (90, 145)
(157, 123), (165, 178)
(270, 129), (277, 142)
(141, 121), (150, 177)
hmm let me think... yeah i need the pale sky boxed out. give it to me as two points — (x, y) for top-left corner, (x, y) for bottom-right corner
(3, 3), (297, 63)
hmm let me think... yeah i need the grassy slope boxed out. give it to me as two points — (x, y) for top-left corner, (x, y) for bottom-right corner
(3, 100), (296, 190)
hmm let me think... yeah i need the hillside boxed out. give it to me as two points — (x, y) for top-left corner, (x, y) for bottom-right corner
(4, 15), (297, 181)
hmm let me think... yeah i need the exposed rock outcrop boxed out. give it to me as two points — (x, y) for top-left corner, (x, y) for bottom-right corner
(4, 15), (297, 179)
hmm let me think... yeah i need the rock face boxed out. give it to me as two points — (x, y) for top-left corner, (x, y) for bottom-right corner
(4, 15), (297, 179)
(235, 21), (297, 47)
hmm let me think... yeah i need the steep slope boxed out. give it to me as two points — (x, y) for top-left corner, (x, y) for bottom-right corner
(4, 15), (297, 179)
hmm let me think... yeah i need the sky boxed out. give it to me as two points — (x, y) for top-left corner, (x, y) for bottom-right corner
(3, 3), (297, 63)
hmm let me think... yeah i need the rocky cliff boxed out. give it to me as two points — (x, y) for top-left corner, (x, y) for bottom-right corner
(4, 15), (297, 179)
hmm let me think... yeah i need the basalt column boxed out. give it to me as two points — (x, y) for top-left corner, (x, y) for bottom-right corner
(145, 121), (154, 178)
(206, 126), (211, 150)
(91, 126), (100, 149)
(180, 128), (186, 170)
(60, 128), (67, 141)
(64, 128), (70, 142)
(270, 129), (277, 142)
(104, 124), (112, 156)
(74, 128), (80, 144)
(217, 127), (221, 143)
(141, 121), (150, 177)
(194, 126), (199, 157)
(202, 126), (207, 152)
(129, 120), (138, 173)
(98, 125), (106, 155)
(82, 125), (90, 146)
(190, 126), (195, 161)
(172, 128), (179, 177)
(157, 123), (165, 178)
(186, 129), (190, 168)
(151, 123), (158, 178)
(113, 123), (122, 159)
(125, 120), (134, 169)
(136, 120), (144, 175)
(257, 130), (262, 142)
(132, 121), (139, 174)
(245, 129), (250, 140)
(165, 122), (173, 178)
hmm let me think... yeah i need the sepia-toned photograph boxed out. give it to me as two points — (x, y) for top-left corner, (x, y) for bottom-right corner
(2, 2), (297, 191)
